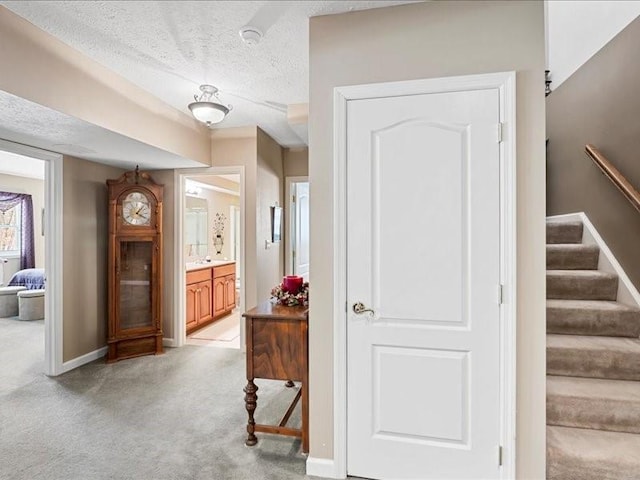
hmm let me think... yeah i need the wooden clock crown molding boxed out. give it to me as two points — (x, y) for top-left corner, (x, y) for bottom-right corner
(107, 166), (164, 200)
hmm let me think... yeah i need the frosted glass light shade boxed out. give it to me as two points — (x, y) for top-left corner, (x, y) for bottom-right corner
(188, 101), (229, 126)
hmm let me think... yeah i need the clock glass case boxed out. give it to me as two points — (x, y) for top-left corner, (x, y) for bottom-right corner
(122, 191), (151, 226)
(118, 240), (153, 331)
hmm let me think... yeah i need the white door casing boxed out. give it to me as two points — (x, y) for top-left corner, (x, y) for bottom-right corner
(174, 167), (246, 349)
(0, 139), (64, 376)
(313, 72), (516, 480)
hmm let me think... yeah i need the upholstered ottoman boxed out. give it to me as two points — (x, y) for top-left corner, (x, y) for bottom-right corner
(18, 289), (45, 321)
(0, 286), (27, 317)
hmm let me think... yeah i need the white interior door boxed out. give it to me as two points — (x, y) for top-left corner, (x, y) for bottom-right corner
(293, 182), (310, 281)
(346, 88), (501, 479)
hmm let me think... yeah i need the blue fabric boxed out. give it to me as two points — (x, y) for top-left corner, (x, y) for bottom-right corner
(8, 268), (45, 290)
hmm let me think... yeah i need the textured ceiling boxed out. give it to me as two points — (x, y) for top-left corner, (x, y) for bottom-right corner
(1, 0), (420, 147)
(0, 91), (203, 170)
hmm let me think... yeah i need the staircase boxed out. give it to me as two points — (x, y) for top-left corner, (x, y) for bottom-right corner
(546, 220), (640, 479)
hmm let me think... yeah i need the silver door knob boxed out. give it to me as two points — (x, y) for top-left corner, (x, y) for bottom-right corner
(353, 302), (375, 315)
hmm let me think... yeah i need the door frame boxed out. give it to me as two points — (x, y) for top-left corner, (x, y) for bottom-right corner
(284, 175), (308, 276)
(329, 72), (517, 479)
(0, 139), (64, 376)
(173, 166), (246, 348)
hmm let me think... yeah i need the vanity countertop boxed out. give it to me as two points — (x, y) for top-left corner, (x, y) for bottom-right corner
(186, 260), (235, 272)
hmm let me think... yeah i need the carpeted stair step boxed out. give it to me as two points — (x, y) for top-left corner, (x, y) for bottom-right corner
(547, 300), (640, 337)
(547, 425), (640, 480)
(547, 221), (583, 244)
(547, 334), (640, 381)
(547, 270), (618, 301)
(547, 375), (640, 434)
(547, 244), (599, 270)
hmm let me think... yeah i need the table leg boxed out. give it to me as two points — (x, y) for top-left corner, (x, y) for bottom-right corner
(244, 379), (258, 446)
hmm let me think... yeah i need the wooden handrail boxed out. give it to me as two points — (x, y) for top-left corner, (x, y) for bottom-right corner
(585, 144), (640, 213)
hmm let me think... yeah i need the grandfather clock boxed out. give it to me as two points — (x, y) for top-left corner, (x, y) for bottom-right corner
(106, 167), (163, 362)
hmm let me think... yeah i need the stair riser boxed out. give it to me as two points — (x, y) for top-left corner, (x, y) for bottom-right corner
(547, 248), (599, 270)
(548, 346), (640, 381)
(547, 275), (618, 301)
(547, 307), (640, 337)
(547, 395), (640, 434)
(547, 223), (583, 244)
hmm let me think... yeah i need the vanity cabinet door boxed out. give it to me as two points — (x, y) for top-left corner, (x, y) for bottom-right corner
(198, 280), (213, 324)
(225, 275), (236, 311)
(213, 276), (226, 318)
(186, 283), (198, 330)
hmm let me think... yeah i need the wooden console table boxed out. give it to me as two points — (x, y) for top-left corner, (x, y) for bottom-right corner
(242, 301), (309, 453)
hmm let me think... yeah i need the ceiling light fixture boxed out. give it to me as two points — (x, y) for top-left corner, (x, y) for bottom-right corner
(188, 85), (232, 127)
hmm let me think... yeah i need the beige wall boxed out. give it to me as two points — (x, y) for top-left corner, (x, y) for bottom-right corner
(284, 147), (309, 177)
(547, 17), (640, 292)
(62, 155), (125, 361)
(0, 6), (210, 165)
(256, 128), (285, 300)
(0, 173), (45, 280)
(147, 169), (176, 340)
(308, 2), (546, 477)
(211, 128), (259, 309)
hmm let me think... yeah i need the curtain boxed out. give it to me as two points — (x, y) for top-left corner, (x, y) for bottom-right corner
(0, 192), (35, 270)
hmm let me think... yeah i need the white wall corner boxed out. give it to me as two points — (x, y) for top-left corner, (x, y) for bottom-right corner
(60, 346), (108, 374)
(547, 1), (640, 88)
(306, 457), (344, 479)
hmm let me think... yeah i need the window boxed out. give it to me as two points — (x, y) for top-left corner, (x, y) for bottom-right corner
(0, 204), (21, 255)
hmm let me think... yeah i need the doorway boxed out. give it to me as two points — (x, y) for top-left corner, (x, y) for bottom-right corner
(330, 73), (517, 479)
(0, 139), (63, 377)
(285, 176), (309, 280)
(175, 167), (245, 349)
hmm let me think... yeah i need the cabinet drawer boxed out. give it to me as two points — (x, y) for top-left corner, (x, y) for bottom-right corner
(186, 267), (212, 285)
(213, 263), (235, 278)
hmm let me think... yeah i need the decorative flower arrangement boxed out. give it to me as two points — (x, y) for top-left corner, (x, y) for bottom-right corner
(213, 213), (227, 236)
(271, 281), (309, 307)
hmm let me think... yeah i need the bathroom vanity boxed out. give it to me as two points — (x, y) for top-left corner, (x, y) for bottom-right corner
(186, 261), (236, 334)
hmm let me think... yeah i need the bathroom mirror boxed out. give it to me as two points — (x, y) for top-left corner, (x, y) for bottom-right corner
(185, 196), (208, 257)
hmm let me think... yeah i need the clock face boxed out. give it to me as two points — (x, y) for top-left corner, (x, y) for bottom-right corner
(122, 191), (151, 226)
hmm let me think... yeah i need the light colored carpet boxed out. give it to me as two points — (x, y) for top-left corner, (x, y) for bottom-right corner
(546, 220), (640, 479)
(0, 316), (44, 396)
(0, 345), (323, 480)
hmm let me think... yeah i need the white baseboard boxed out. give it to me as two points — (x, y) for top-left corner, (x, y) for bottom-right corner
(306, 457), (345, 479)
(163, 337), (176, 347)
(548, 212), (640, 308)
(60, 346), (108, 374)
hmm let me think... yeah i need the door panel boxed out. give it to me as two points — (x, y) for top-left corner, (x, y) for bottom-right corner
(347, 89), (501, 479)
(294, 182), (310, 281)
(198, 280), (212, 323)
(225, 275), (236, 311)
(213, 277), (226, 317)
(186, 284), (198, 330)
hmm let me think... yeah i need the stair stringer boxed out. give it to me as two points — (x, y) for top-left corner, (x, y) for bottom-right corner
(548, 212), (640, 309)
